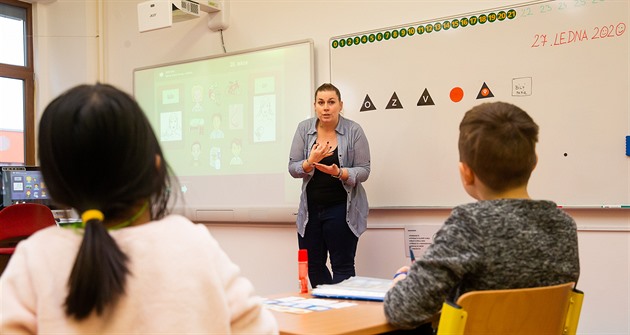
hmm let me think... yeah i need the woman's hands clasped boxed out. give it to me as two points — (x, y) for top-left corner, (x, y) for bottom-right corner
(308, 141), (334, 163)
(307, 141), (343, 177)
(313, 162), (340, 176)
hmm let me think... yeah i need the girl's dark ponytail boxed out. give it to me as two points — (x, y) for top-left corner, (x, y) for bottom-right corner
(64, 211), (130, 320)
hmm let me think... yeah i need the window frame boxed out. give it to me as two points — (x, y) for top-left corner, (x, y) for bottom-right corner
(0, 0), (34, 165)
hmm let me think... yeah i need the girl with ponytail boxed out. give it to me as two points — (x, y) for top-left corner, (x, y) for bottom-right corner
(0, 83), (277, 334)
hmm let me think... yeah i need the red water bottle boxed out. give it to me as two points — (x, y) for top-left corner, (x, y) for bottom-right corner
(298, 249), (309, 293)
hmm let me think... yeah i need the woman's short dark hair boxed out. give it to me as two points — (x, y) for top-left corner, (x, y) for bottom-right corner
(315, 83), (341, 101)
(38, 83), (172, 319)
(458, 101), (539, 192)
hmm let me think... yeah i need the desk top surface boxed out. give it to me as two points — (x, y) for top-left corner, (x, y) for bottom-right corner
(267, 293), (396, 335)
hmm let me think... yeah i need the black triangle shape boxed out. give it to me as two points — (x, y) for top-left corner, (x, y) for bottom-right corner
(386, 92), (404, 109)
(360, 94), (377, 112)
(417, 88), (435, 106)
(476, 82), (495, 99)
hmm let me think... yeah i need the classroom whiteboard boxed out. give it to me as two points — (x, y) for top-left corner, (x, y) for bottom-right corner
(330, 0), (629, 208)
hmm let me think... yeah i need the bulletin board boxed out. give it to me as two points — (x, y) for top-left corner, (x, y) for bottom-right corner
(330, 0), (629, 208)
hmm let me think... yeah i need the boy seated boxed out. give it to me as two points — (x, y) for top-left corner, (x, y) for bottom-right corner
(383, 101), (580, 331)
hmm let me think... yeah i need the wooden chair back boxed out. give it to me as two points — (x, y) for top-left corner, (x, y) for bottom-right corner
(437, 282), (584, 335)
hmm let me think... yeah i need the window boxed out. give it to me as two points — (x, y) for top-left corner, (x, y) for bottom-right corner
(0, 0), (34, 165)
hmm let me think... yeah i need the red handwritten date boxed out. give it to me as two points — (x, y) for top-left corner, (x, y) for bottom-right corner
(532, 22), (626, 48)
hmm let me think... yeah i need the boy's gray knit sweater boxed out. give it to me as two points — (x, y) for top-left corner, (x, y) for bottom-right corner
(383, 199), (580, 329)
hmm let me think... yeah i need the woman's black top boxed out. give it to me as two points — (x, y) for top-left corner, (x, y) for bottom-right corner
(306, 147), (347, 207)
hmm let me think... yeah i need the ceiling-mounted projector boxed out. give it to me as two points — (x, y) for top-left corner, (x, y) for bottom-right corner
(137, 0), (229, 33)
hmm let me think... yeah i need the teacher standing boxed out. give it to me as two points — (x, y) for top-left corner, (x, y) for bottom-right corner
(288, 83), (371, 288)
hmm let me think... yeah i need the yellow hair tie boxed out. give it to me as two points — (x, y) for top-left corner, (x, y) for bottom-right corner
(81, 209), (105, 225)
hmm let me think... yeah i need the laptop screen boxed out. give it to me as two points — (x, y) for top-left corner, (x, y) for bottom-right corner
(0, 166), (53, 209)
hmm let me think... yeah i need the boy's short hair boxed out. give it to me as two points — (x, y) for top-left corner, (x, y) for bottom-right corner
(458, 101), (539, 192)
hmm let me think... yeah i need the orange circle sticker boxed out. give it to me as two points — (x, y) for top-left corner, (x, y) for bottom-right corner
(450, 87), (464, 102)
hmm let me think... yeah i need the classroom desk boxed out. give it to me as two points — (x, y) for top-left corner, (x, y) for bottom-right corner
(267, 293), (397, 335)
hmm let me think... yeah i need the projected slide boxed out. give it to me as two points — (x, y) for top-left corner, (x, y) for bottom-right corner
(134, 40), (313, 221)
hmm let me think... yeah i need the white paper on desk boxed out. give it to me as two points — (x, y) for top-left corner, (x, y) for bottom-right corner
(263, 297), (356, 313)
(311, 276), (392, 301)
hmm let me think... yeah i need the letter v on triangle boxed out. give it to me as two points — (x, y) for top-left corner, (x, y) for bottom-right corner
(476, 82), (494, 99)
(417, 88), (435, 106)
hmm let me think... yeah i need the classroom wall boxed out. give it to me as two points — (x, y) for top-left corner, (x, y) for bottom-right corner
(30, 1), (629, 333)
